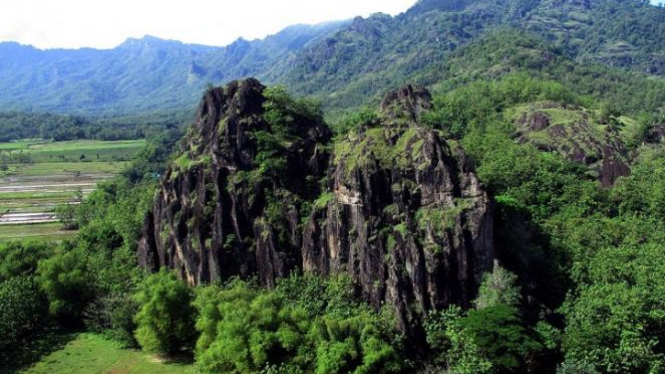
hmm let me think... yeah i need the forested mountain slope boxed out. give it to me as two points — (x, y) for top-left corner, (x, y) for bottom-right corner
(0, 22), (344, 115)
(1, 0), (664, 116)
(287, 0), (665, 113)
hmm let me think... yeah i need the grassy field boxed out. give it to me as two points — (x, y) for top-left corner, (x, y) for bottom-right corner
(0, 139), (145, 242)
(4, 333), (195, 374)
(6, 161), (130, 175)
(0, 139), (145, 163)
(0, 223), (78, 242)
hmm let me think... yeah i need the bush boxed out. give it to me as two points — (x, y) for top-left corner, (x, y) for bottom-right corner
(107, 294), (139, 347)
(37, 249), (92, 323)
(133, 269), (196, 355)
(557, 359), (599, 374)
(194, 281), (309, 373)
(311, 312), (402, 374)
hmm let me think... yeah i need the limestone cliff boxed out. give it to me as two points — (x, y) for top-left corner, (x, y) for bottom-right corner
(138, 79), (495, 331)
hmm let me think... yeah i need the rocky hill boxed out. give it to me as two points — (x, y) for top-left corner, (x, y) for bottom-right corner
(138, 79), (495, 332)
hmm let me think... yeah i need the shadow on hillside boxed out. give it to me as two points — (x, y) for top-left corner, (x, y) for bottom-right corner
(0, 326), (79, 374)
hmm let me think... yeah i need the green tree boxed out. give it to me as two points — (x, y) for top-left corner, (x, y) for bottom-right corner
(474, 264), (522, 310)
(423, 306), (493, 374)
(133, 269), (196, 355)
(0, 277), (47, 349)
(459, 305), (543, 373)
(311, 312), (402, 374)
(37, 249), (92, 322)
(562, 243), (665, 373)
(0, 241), (53, 282)
(194, 281), (309, 373)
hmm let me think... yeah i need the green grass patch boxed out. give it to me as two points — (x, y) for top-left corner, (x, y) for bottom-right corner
(0, 191), (77, 201)
(0, 223), (76, 243)
(0, 140), (33, 151)
(13, 333), (195, 374)
(0, 140), (145, 164)
(9, 162), (129, 176)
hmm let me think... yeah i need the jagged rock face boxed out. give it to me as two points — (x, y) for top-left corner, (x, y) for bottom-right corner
(302, 86), (494, 333)
(139, 80), (495, 333)
(516, 103), (631, 187)
(138, 78), (332, 286)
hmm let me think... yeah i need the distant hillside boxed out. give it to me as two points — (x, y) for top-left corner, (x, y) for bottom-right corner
(0, 0), (664, 116)
(286, 0), (665, 114)
(0, 22), (345, 115)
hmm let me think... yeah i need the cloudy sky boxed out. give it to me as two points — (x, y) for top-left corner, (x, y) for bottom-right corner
(0, 0), (417, 50)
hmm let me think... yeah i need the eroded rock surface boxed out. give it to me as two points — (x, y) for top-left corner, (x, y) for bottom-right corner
(139, 80), (495, 332)
(516, 103), (631, 187)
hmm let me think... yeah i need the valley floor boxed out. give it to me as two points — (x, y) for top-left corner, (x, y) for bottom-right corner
(0, 139), (145, 242)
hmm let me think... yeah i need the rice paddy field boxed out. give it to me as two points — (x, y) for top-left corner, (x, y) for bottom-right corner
(0, 139), (145, 242)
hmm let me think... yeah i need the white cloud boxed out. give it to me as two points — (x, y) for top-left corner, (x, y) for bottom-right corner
(0, 0), (417, 49)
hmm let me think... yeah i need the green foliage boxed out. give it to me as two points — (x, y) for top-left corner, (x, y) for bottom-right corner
(474, 264), (522, 310)
(557, 360), (600, 374)
(252, 130), (288, 177)
(105, 293), (140, 347)
(562, 242), (665, 373)
(611, 148), (665, 221)
(423, 306), (493, 374)
(463, 125), (601, 223)
(311, 312), (401, 374)
(331, 107), (378, 136)
(0, 276), (47, 350)
(459, 305), (543, 373)
(263, 85), (324, 138)
(194, 281), (309, 373)
(277, 274), (356, 317)
(133, 270), (197, 356)
(0, 241), (54, 282)
(37, 249), (92, 322)
(193, 276), (402, 374)
(0, 110), (186, 142)
(430, 73), (578, 138)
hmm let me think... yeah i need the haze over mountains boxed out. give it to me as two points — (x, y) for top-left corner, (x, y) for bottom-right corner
(0, 0), (664, 115)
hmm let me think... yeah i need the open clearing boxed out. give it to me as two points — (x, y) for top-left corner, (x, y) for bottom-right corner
(0, 139), (144, 241)
(5, 333), (195, 374)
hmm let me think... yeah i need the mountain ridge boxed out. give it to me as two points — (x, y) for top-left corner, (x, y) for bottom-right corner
(0, 0), (664, 118)
(0, 21), (347, 115)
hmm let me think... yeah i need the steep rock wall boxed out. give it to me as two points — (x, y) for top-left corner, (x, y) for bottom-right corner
(138, 79), (495, 331)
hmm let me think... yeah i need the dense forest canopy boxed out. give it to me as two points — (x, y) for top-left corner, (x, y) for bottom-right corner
(0, 110), (191, 142)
